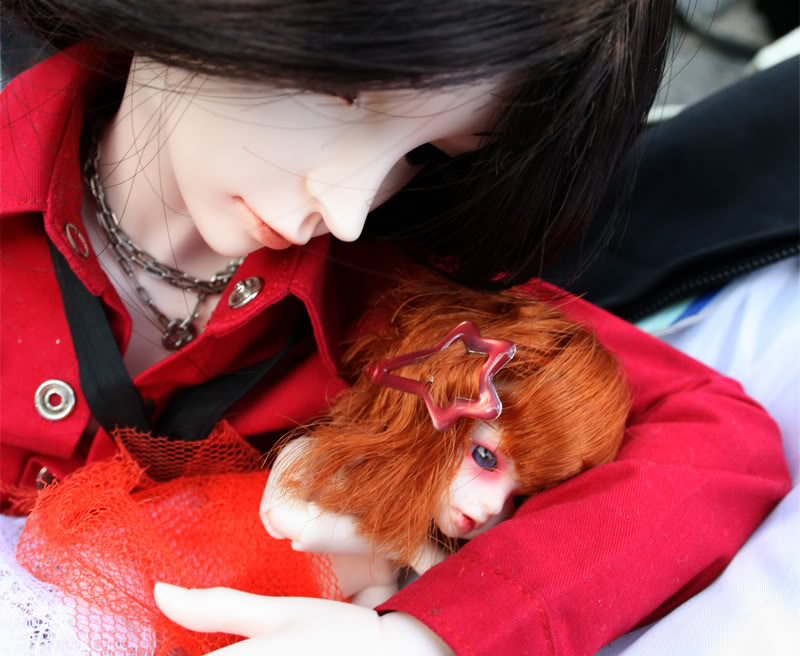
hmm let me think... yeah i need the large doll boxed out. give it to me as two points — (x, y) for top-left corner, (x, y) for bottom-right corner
(0, 1), (790, 655)
(16, 281), (630, 655)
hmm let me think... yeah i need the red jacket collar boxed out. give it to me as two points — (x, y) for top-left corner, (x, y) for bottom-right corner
(0, 42), (121, 217)
(0, 42), (117, 291)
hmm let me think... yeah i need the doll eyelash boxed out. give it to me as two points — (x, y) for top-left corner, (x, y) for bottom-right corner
(335, 91), (358, 106)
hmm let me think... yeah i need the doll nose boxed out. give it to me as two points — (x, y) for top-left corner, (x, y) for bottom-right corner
(293, 210), (327, 244)
(479, 483), (517, 523)
(306, 147), (406, 242)
(305, 175), (374, 243)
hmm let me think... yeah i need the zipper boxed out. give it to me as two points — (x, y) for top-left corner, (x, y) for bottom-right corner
(620, 244), (800, 323)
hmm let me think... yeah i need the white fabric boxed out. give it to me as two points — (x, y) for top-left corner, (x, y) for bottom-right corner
(0, 515), (87, 655)
(599, 256), (800, 656)
(0, 514), (156, 656)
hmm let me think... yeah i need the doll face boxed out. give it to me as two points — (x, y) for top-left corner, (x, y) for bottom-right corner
(125, 60), (503, 256)
(435, 422), (521, 540)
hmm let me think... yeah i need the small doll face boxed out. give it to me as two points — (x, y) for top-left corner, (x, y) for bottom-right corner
(434, 422), (521, 540)
(133, 60), (503, 257)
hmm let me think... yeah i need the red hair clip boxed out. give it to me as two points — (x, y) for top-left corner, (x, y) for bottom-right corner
(366, 321), (516, 431)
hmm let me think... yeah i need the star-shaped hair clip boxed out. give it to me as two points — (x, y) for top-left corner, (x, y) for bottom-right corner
(366, 321), (516, 431)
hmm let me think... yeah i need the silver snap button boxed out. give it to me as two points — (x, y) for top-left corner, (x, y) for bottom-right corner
(34, 379), (76, 421)
(35, 466), (57, 490)
(228, 276), (263, 308)
(65, 223), (90, 258)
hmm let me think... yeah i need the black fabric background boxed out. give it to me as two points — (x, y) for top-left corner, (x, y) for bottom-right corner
(544, 57), (799, 321)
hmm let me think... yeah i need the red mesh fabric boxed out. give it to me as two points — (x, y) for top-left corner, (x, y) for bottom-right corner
(16, 422), (342, 656)
(114, 419), (267, 481)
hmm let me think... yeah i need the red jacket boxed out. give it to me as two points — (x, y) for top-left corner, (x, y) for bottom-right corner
(0, 44), (790, 655)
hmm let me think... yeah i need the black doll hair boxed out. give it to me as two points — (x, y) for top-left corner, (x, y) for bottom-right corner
(5, 0), (673, 289)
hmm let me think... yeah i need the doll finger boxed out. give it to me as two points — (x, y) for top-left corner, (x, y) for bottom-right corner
(264, 522), (285, 540)
(259, 472), (290, 520)
(259, 503), (286, 539)
(261, 513), (287, 540)
(202, 637), (274, 656)
(204, 634), (356, 656)
(263, 497), (315, 543)
(154, 583), (280, 637)
(153, 583), (331, 638)
(258, 487), (280, 526)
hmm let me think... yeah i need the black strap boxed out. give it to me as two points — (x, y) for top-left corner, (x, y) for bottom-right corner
(49, 239), (309, 441)
(50, 240), (152, 433)
(154, 324), (305, 441)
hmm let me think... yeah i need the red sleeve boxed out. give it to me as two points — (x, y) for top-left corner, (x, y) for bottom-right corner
(376, 284), (790, 656)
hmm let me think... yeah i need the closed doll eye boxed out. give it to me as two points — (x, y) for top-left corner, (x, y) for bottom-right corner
(471, 444), (497, 469)
(331, 90), (359, 106)
(325, 96), (451, 167)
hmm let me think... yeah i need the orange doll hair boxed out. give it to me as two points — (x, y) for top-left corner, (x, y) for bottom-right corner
(277, 280), (630, 566)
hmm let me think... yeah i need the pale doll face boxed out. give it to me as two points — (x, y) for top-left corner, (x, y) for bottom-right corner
(126, 59), (503, 256)
(435, 422), (521, 540)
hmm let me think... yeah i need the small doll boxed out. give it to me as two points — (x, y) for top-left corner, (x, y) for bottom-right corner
(262, 281), (630, 605)
(15, 280), (629, 655)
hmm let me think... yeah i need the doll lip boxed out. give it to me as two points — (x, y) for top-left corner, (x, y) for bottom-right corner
(253, 220), (294, 251)
(235, 196), (295, 250)
(454, 511), (477, 534)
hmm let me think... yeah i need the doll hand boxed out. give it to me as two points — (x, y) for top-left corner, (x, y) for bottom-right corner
(262, 493), (374, 556)
(154, 583), (453, 656)
(261, 440), (375, 555)
(260, 490), (313, 544)
(260, 437), (322, 548)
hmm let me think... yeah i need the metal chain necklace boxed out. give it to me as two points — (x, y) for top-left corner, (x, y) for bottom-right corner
(83, 138), (244, 350)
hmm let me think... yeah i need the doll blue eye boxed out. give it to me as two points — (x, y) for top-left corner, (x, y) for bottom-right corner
(472, 444), (497, 469)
